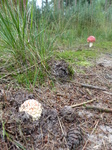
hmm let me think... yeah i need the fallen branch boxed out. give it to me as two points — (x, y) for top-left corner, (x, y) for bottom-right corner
(85, 105), (112, 113)
(80, 83), (106, 91)
(71, 99), (97, 108)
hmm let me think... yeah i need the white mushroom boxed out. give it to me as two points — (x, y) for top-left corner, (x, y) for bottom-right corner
(19, 99), (42, 121)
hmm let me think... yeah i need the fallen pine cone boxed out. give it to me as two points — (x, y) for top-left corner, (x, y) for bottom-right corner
(60, 106), (77, 122)
(66, 126), (83, 150)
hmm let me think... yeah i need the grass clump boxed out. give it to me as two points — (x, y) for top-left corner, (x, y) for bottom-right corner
(0, 1), (56, 87)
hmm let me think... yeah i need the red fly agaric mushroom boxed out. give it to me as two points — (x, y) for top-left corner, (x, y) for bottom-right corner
(87, 36), (96, 47)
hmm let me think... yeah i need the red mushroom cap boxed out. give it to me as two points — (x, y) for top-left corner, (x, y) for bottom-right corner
(87, 36), (96, 42)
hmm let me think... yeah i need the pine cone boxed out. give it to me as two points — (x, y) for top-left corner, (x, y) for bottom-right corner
(66, 126), (83, 150)
(60, 106), (77, 122)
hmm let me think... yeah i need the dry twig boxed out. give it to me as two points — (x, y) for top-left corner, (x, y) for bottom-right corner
(61, 79), (106, 91)
(103, 91), (112, 95)
(0, 65), (35, 80)
(82, 120), (99, 150)
(85, 105), (112, 113)
(80, 83), (106, 91)
(57, 116), (69, 150)
(71, 99), (97, 108)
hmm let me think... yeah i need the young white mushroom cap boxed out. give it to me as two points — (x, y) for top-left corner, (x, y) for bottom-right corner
(19, 99), (42, 121)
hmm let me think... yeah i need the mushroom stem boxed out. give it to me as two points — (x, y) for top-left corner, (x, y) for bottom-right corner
(89, 42), (93, 47)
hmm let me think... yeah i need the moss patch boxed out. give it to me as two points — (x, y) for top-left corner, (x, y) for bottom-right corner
(56, 50), (97, 66)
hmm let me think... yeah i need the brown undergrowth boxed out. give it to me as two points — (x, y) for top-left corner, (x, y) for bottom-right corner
(0, 64), (112, 150)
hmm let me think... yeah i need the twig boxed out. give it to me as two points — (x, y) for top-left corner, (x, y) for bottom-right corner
(0, 65), (35, 80)
(60, 79), (106, 91)
(0, 78), (10, 83)
(80, 83), (106, 91)
(40, 127), (44, 145)
(79, 73), (96, 76)
(2, 87), (8, 104)
(85, 105), (112, 113)
(0, 55), (51, 81)
(103, 91), (112, 95)
(82, 120), (99, 150)
(57, 116), (69, 150)
(71, 99), (97, 108)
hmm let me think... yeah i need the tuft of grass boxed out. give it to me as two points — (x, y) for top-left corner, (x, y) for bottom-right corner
(77, 61), (92, 66)
(68, 65), (75, 76)
(15, 68), (46, 87)
(0, 1), (57, 87)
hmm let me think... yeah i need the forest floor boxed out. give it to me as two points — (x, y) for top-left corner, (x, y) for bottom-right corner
(0, 48), (112, 150)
